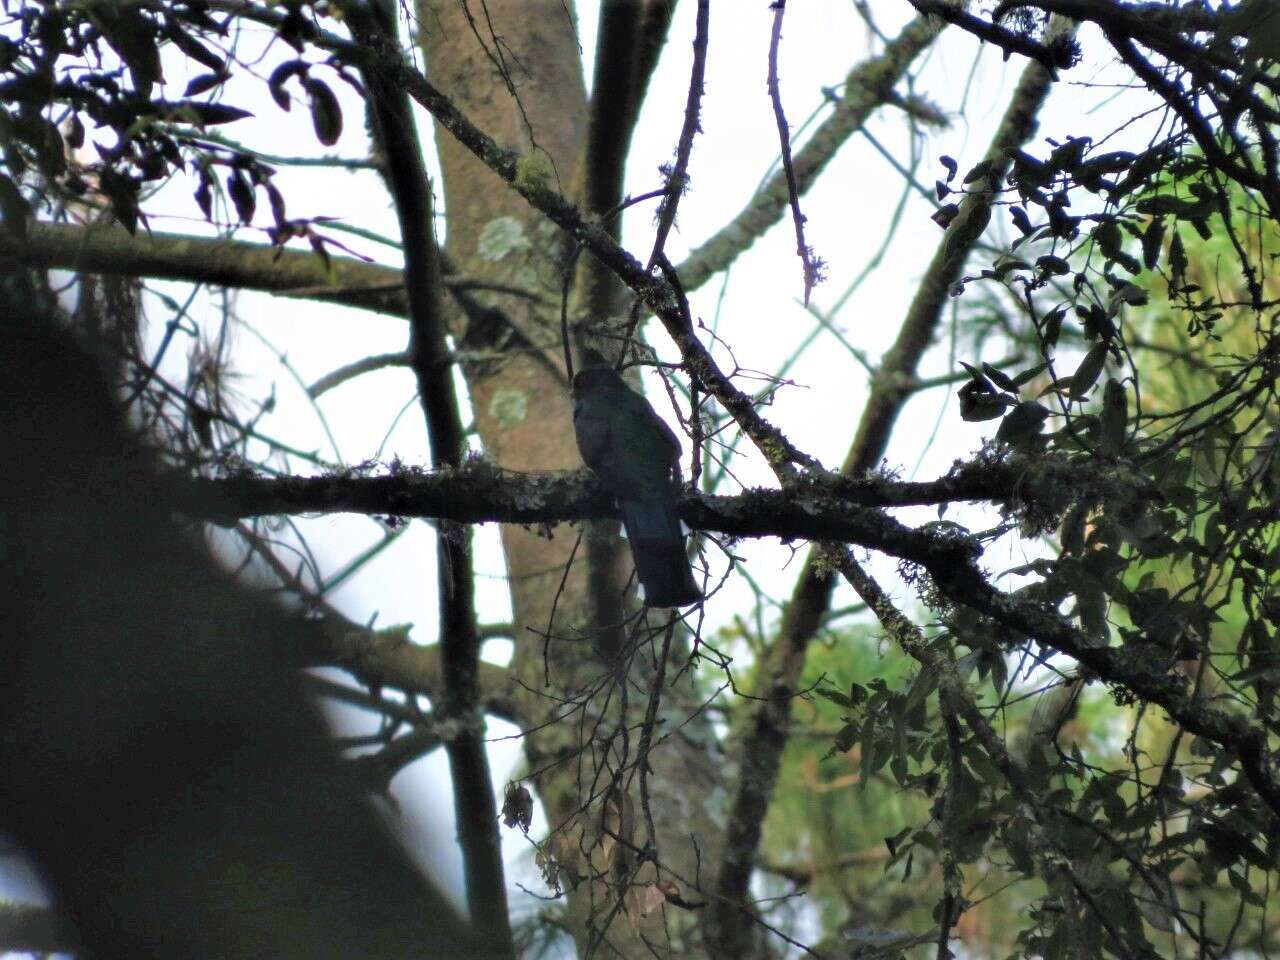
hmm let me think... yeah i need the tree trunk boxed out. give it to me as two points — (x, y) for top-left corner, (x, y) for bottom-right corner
(420, 3), (726, 955)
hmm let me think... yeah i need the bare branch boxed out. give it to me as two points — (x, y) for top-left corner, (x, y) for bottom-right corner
(704, 46), (1061, 952)
(765, 0), (823, 304)
(676, 15), (943, 293)
(0, 221), (410, 315)
(307, 350), (410, 397)
(905, 0), (1070, 73)
(647, 0), (709, 270)
(345, 3), (511, 948)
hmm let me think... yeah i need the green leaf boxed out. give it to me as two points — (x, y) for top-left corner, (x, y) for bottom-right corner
(958, 378), (1010, 422)
(1169, 228), (1188, 286)
(996, 400), (1051, 447)
(1041, 306), (1065, 350)
(183, 72), (226, 97)
(1011, 362), (1049, 388)
(815, 684), (853, 708)
(1036, 254), (1071, 275)
(176, 100), (254, 126)
(1093, 219), (1124, 260)
(1069, 342), (1109, 400)
(1141, 217), (1165, 270)
(903, 667), (937, 715)
(166, 24), (227, 73)
(1099, 379), (1127, 456)
(982, 362), (1018, 392)
(824, 721), (858, 759)
(95, 5), (163, 93)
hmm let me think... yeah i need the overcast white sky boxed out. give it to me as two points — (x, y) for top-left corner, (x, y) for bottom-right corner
(1, 1), (1160, 947)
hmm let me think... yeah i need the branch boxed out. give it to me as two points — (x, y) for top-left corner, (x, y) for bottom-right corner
(1105, 31), (1280, 218)
(206, 459), (1280, 822)
(294, 615), (519, 724)
(347, 724), (445, 791)
(905, 0), (1071, 74)
(0, 287), (483, 958)
(308, 350), (410, 397)
(345, 4), (510, 947)
(286, 4), (813, 478)
(676, 14), (943, 293)
(174, 452), (1156, 527)
(581, 0), (675, 224)
(0, 221), (545, 332)
(45, 2), (808, 483)
(705, 46), (1061, 954)
(647, 0), (708, 269)
(765, 0), (822, 304)
(839, 26), (1061, 478)
(572, 0), (674, 324)
(348, 3), (461, 467)
(184, 490), (1280, 831)
(0, 221), (410, 315)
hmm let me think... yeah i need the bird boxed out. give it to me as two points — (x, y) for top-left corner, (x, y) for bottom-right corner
(571, 349), (702, 608)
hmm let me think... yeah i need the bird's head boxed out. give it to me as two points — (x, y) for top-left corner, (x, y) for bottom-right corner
(572, 347), (624, 394)
(572, 366), (625, 394)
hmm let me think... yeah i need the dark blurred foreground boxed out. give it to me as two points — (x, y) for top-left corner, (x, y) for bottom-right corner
(0, 277), (493, 958)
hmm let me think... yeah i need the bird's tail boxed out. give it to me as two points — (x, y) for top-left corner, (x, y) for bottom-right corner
(619, 500), (702, 608)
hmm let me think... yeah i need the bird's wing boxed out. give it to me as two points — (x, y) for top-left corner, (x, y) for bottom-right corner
(618, 383), (681, 461)
(573, 395), (613, 475)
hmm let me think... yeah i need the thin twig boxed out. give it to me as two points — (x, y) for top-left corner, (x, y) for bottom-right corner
(648, 0), (710, 270)
(765, 0), (822, 304)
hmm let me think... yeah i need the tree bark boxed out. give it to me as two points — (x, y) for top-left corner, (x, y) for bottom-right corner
(419, 4), (726, 955)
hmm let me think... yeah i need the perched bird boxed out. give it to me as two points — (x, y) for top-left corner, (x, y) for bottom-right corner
(572, 350), (702, 608)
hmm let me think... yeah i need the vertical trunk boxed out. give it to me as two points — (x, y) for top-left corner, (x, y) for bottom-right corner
(419, 4), (725, 955)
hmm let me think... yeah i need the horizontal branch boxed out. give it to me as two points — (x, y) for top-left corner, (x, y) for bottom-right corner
(174, 453), (1154, 529)
(0, 221), (409, 315)
(180, 457), (1280, 816)
(906, 0), (1072, 73)
(293, 614), (520, 724)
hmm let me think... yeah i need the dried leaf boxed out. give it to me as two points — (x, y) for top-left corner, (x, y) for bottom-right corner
(501, 782), (533, 834)
(623, 884), (667, 930)
(64, 113), (85, 150)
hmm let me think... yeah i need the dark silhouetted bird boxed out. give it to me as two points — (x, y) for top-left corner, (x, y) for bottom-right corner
(572, 350), (702, 608)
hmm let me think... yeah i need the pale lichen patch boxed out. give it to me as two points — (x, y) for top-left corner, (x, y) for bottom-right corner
(488, 387), (528, 427)
(476, 216), (530, 262)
